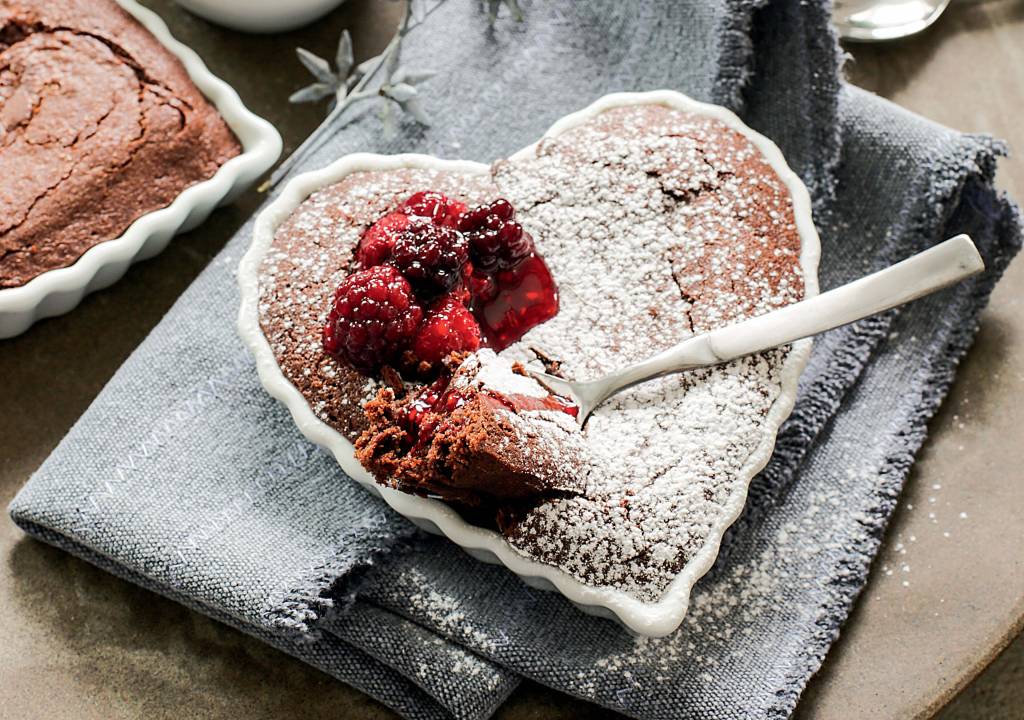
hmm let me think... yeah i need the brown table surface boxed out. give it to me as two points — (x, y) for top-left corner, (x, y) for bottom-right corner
(2, 1), (1022, 718)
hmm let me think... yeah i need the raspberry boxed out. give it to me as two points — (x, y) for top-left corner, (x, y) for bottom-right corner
(443, 200), (468, 227)
(323, 265), (423, 372)
(390, 220), (469, 297)
(402, 191), (466, 227)
(402, 190), (447, 222)
(356, 211), (409, 268)
(412, 294), (482, 367)
(458, 198), (534, 273)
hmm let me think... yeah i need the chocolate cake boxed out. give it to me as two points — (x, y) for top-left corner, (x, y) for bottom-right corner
(258, 104), (806, 600)
(0, 0), (241, 288)
(356, 349), (588, 507)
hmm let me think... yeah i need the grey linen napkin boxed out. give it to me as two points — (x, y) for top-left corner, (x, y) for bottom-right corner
(9, 1), (1022, 719)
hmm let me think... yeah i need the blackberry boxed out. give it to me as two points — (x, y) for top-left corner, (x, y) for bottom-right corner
(390, 220), (470, 297)
(457, 198), (534, 273)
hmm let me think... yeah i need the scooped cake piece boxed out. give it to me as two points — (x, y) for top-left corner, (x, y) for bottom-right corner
(356, 349), (587, 507)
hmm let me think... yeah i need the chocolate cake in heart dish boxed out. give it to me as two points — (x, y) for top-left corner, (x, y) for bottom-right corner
(256, 102), (807, 601)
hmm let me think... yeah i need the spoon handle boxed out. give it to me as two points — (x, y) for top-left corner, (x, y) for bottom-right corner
(594, 235), (984, 401)
(709, 234), (983, 360)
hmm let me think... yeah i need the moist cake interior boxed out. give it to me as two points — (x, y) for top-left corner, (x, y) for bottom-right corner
(356, 349), (589, 508)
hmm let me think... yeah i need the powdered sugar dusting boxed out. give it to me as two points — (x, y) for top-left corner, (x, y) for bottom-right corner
(495, 406), (592, 496)
(401, 566), (503, 658)
(451, 349), (550, 399)
(493, 106), (803, 599)
(257, 104), (805, 602)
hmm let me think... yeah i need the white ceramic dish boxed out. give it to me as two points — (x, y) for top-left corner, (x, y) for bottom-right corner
(0, 0), (282, 339)
(174, 0), (347, 33)
(238, 90), (821, 637)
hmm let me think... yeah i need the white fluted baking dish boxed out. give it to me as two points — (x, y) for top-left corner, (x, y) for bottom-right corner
(0, 0), (282, 339)
(237, 91), (820, 637)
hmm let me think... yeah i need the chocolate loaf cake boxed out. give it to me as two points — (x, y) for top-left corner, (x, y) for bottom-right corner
(0, 0), (241, 288)
(258, 104), (806, 600)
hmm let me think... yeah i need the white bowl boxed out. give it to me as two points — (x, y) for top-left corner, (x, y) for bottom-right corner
(238, 91), (821, 637)
(0, 0), (282, 339)
(174, 0), (347, 33)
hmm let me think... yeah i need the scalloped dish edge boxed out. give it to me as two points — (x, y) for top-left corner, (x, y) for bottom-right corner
(0, 0), (283, 338)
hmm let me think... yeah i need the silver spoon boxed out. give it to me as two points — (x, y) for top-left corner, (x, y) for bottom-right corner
(531, 235), (984, 426)
(832, 0), (951, 42)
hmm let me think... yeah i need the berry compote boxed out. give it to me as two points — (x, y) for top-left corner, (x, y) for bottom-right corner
(324, 190), (559, 376)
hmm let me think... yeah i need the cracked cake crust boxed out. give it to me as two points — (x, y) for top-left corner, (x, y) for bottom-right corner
(257, 104), (806, 600)
(0, 0), (240, 288)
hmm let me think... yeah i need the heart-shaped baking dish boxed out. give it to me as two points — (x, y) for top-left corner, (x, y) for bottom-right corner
(238, 90), (820, 637)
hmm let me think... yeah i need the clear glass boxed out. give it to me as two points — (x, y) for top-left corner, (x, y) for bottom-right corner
(832, 0), (951, 41)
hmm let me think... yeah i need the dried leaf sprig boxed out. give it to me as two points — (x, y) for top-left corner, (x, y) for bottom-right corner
(267, 0), (447, 187)
(265, 0), (521, 190)
(486, 0), (523, 24)
(287, 32), (358, 109)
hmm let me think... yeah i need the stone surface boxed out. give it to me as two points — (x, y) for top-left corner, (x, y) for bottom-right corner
(797, 2), (1024, 717)
(1, 1), (1021, 718)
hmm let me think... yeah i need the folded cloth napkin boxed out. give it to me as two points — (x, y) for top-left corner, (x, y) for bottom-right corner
(9, 1), (1022, 719)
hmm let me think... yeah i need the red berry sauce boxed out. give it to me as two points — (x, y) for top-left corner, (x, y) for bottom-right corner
(399, 375), (469, 451)
(326, 190), (559, 377)
(472, 253), (559, 350)
(482, 389), (579, 419)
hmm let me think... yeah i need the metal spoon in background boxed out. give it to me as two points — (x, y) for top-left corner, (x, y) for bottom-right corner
(833, 0), (951, 42)
(531, 235), (984, 426)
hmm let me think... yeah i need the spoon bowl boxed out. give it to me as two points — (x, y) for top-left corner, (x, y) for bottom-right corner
(832, 0), (951, 42)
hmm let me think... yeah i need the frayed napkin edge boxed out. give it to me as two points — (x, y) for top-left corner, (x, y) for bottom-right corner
(765, 129), (1023, 720)
(263, 512), (423, 641)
